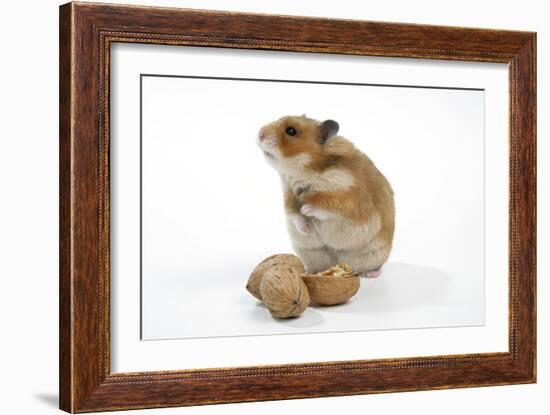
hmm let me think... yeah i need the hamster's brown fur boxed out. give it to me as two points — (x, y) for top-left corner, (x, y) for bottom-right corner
(258, 115), (395, 275)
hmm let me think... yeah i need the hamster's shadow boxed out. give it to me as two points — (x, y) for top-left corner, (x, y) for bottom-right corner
(249, 301), (325, 328)
(323, 262), (451, 314)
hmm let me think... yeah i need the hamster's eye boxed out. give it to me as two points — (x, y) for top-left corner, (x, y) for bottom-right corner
(286, 127), (297, 136)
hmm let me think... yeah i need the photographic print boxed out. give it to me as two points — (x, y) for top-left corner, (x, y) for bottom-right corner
(128, 48), (490, 340)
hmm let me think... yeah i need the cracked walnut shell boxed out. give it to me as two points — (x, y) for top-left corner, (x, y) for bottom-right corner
(302, 262), (360, 306)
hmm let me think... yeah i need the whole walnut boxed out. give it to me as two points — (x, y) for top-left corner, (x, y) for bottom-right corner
(260, 265), (310, 318)
(246, 254), (304, 301)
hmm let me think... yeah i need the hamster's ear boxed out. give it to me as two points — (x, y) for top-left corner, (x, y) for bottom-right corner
(319, 120), (339, 144)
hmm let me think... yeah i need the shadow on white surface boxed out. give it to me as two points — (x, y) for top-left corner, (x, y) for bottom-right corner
(34, 393), (58, 408)
(142, 260), (478, 340)
(248, 262), (452, 328)
(326, 262), (451, 313)
(249, 301), (326, 328)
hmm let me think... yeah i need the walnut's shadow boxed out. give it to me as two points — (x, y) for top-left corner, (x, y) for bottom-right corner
(248, 300), (326, 328)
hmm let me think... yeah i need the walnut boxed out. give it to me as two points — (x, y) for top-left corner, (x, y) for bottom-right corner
(302, 262), (360, 306)
(260, 265), (310, 318)
(246, 254), (304, 301)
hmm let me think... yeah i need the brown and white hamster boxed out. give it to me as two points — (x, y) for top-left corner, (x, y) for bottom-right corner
(257, 115), (395, 277)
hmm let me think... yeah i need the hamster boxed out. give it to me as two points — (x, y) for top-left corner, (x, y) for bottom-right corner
(257, 115), (395, 277)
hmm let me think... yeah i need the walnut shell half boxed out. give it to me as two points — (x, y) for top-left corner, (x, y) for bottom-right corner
(302, 262), (360, 306)
(260, 265), (310, 318)
(246, 254), (304, 301)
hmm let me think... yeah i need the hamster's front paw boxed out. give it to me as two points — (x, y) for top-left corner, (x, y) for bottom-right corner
(290, 214), (312, 235)
(300, 204), (315, 216)
(296, 218), (312, 235)
(300, 204), (332, 221)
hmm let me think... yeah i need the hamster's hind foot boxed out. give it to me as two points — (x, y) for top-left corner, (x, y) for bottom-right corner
(360, 269), (381, 278)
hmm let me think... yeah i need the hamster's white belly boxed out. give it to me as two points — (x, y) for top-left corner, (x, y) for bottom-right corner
(287, 213), (389, 273)
(312, 214), (378, 251)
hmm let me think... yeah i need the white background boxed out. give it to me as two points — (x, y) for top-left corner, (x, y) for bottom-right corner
(0, 0), (546, 414)
(139, 57), (487, 340)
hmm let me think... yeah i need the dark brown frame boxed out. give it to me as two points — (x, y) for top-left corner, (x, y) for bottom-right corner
(59, 1), (536, 412)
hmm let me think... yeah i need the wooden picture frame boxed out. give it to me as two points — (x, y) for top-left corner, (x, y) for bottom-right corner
(59, 2), (536, 412)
